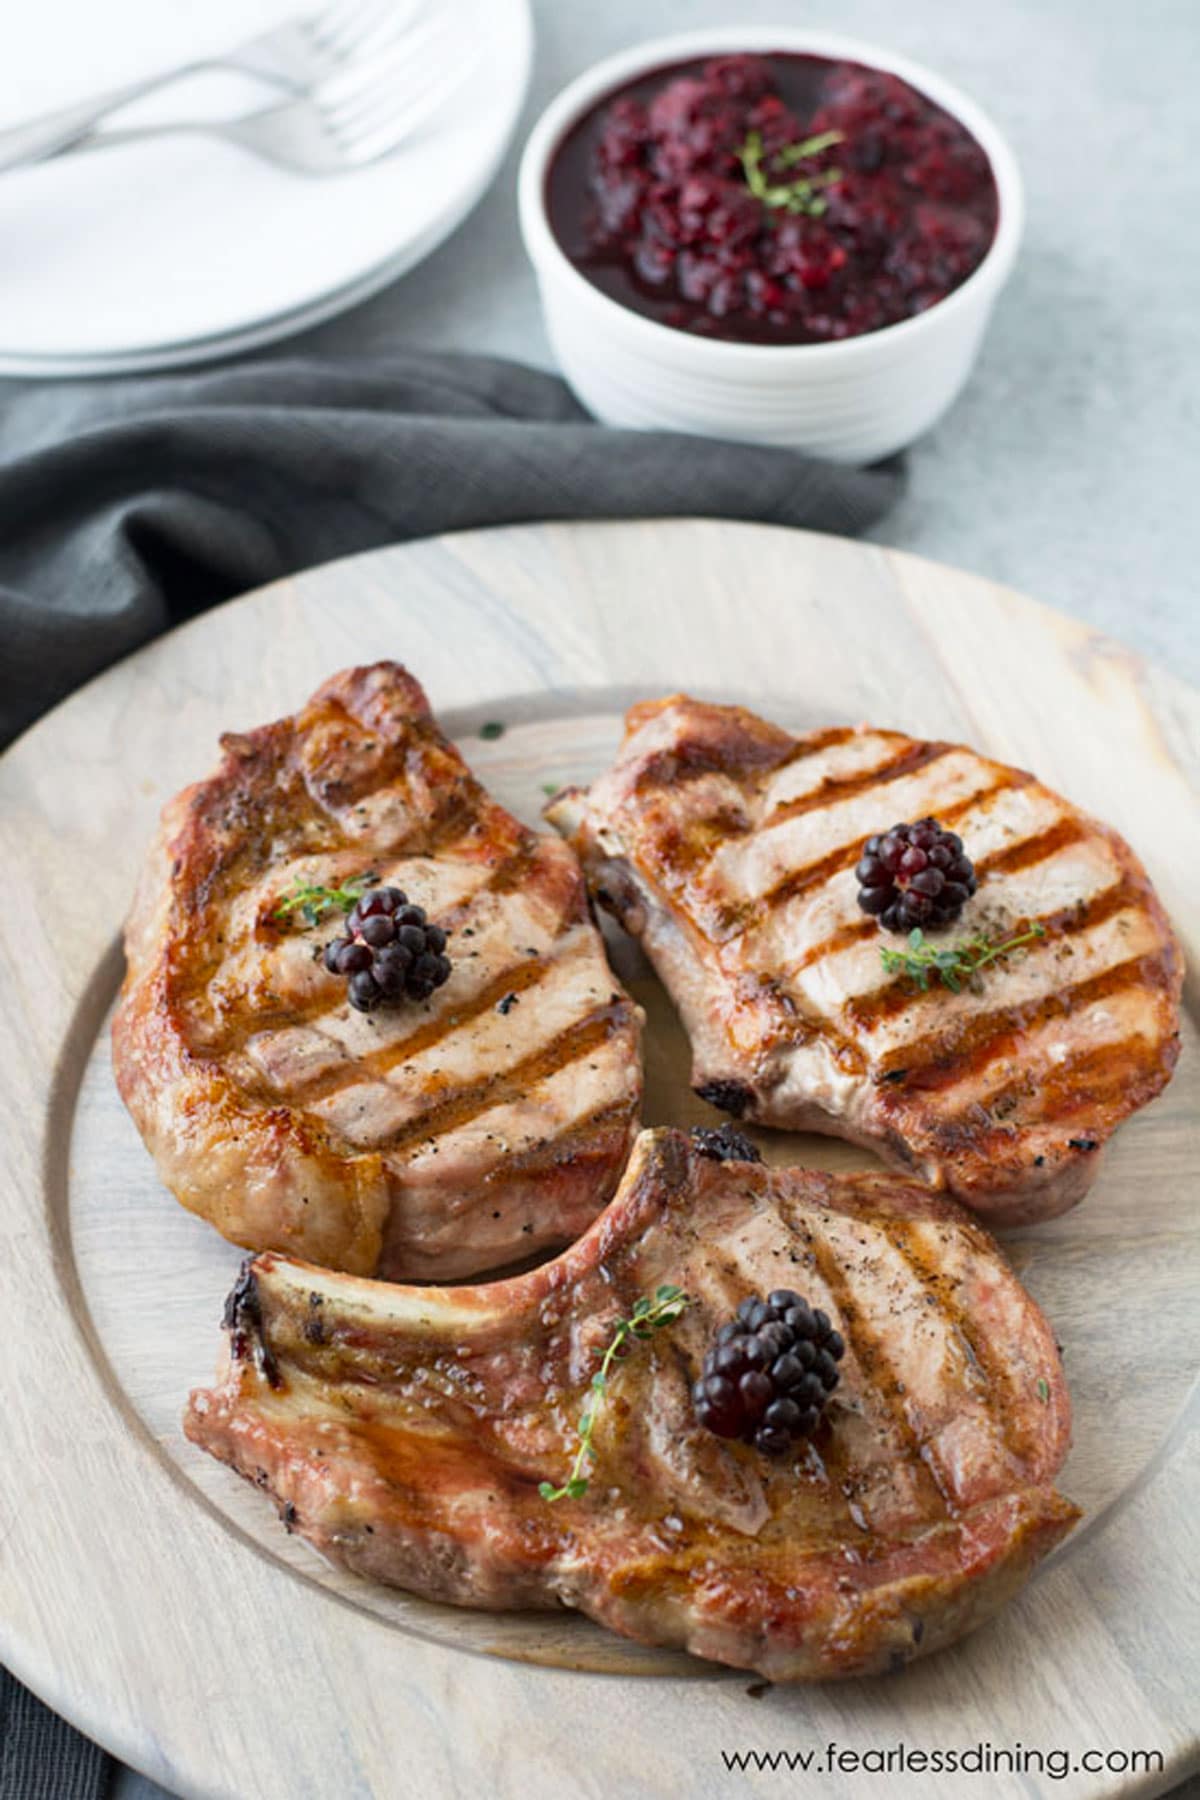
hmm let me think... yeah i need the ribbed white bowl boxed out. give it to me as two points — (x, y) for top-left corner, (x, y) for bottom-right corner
(519, 28), (1023, 462)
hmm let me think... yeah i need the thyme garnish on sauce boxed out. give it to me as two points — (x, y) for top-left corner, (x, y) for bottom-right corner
(539, 1284), (689, 1502)
(273, 870), (380, 930)
(736, 128), (844, 218)
(880, 923), (1046, 993)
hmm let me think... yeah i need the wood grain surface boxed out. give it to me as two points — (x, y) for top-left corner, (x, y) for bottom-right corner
(0, 520), (1196, 1800)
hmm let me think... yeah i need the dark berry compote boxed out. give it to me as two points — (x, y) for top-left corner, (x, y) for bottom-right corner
(545, 53), (999, 346)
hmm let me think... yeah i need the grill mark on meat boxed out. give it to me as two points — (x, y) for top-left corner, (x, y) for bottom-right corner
(777, 725), (859, 765)
(615, 767), (1037, 957)
(176, 817), (489, 1027)
(488, 1098), (635, 1175)
(945, 1025), (1180, 1137)
(271, 954), (559, 1105)
(802, 1220), (954, 1521)
(789, 917), (877, 973)
(779, 810), (1084, 979)
(631, 747), (748, 795)
(373, 1000), (634, 1154)
(972, 815), (1087, 879)
(849, 871), (1144, 1044)
(762, 741), (953, 830)
(195, 847), (571, 1059)
(877, 952), (1165, 1095)
(717, 776), (1025, 941)
(812, 1208), (1034, 1514)
(614, 796), (757, 889)
(630, 724), (855, 797)
(849, 876), (1138, 1036)
(813, 814), (1087, 979)
(661, 744), (955, 890)
(882, 1227), (1018, 1461)
(748, 987), (870, 1079)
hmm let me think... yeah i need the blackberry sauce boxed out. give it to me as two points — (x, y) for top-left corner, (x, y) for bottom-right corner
(545, 52), (999, 347)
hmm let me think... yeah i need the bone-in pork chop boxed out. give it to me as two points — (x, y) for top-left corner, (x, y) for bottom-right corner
(547, 697), (1182, 1226)
(186, 1128), (1079, 1681)
(113, 663), (642, 1280)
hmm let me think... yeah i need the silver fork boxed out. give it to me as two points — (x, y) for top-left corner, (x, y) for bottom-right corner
(69, 12), (472, 176)
(0, 0), (419, 176)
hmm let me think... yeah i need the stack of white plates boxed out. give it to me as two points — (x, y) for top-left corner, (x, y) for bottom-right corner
(0, 0), (532, 375)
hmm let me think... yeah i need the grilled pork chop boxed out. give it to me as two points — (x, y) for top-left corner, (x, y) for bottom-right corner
(113, 663), (642, 1280)
(548, 698), (1182, 1226)
(186, 1128), (1078, 1681)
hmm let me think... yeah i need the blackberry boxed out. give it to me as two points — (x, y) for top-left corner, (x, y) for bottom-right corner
(323, 886), (451, 1012)
(692, 1289), (845, 1457)
(690, 1124), (763, 1165)
(855, 817), (976, 933)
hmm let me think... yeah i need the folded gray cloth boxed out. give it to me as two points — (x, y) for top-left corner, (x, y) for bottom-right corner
(0, 1672), (110, 1800)
(0, 348), (900, 1799)
(0, 352), (901, 748)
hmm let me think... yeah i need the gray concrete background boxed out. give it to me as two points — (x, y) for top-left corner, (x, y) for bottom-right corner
(102, 0), (1196, 1792)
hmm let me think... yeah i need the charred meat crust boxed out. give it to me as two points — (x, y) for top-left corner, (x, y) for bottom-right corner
(190, 1129), (1079, 1683)
(689, 1123), (762, 1164)
(693, 1079), (756, 1119)
(222, 1260), (281, 1389)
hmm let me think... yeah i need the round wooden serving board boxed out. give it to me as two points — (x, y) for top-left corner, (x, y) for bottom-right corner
(1, 521), (1197, 1800)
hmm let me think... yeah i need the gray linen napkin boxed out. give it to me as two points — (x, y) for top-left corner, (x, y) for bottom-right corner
(0, 349), (900, 1797)
(0, 1675), (110, 1800)
(0, 351), (901, 748)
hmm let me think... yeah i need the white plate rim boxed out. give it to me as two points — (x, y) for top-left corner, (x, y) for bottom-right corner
(0, 0), (532, 376)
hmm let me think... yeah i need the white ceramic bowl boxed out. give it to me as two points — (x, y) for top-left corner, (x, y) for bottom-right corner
(519, 28), (1023, 462)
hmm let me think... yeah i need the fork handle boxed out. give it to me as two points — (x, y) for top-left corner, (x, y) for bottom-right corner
(65, 122), (222, 159)
(0, 63), (225, 174)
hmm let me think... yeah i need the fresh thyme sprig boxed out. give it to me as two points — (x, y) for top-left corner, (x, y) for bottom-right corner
(736, 128), (844, 218)
(272, 869), (380, 930)
(881, 923), (1046, 994)
(539, 1284), (689, 1502)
